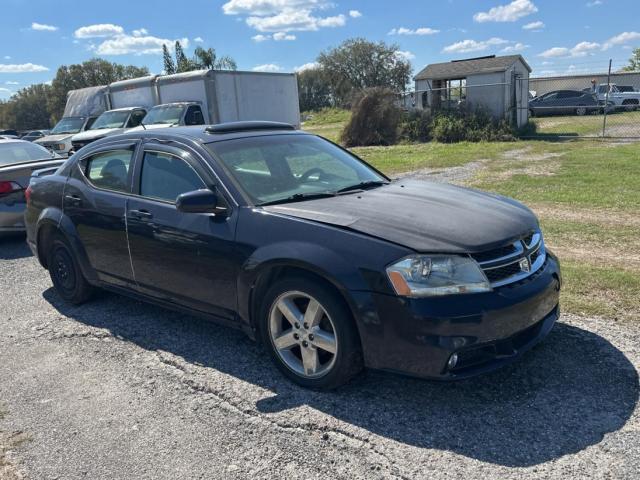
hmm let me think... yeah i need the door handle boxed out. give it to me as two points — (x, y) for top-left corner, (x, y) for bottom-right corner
(64, 194), (82, 205)
(129, 209), (153, 220)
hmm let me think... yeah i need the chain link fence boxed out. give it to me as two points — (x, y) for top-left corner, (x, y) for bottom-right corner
(399, 60), (640, 139)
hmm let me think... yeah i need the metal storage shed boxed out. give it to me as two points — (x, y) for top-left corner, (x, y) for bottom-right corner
(414, 54), (532, 128)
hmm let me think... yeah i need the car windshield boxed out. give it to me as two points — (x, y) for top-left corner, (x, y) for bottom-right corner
(90, 111), (130, 130)
(142, 105), (185, 125)
(51, 117), (85, 134)
(207, 134), (387, 205)
(0, 141), (54, 166)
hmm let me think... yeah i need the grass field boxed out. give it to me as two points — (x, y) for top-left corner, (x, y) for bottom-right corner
(303, 110), (640, 322)
(530, 110), (640, 137)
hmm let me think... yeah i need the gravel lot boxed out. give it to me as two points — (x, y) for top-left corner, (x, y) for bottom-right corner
(1, 235), (639, 479)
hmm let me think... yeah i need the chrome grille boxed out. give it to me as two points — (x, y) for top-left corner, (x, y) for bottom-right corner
(472, 231), (546, 287)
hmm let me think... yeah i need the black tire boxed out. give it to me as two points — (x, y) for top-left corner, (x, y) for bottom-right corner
(259, 276), (363, 390)
(575, 106), (587, 116)
(47, 234), (93, 304)
(529, 109), (535, 118)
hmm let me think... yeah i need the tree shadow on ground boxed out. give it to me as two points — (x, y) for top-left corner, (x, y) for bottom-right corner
(44, 287), (638, 468)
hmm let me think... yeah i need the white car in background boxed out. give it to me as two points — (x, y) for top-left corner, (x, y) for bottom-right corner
(70, 107), (147, 153)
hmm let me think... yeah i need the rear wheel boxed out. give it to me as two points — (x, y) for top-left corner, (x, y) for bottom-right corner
(575, 106), (587, 116)
(259, 277), (363, 389)
(47, 234), (93, 304)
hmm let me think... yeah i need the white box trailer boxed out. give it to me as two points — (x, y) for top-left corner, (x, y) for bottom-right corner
(155, 70), (300, 127)
(109, 75), (159, 109)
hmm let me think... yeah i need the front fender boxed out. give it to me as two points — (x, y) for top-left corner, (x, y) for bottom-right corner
(236, 240), (371, 328)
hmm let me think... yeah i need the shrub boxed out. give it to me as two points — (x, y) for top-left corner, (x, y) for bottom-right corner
(399, 110), (432, 142)
(340, 87), (402, 147)
(426, 106), (516, 143)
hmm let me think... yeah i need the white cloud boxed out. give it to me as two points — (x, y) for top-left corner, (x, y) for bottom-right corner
(602, 31), (640, 50)
(349, 10), (362, 18)
(522, 21), (544, 30)
(247, 11), (345, 32)
(223, 0), (348, 33)
(3, 56), (11, 60)
(570, 41), (600, 57)
(501, 42), (530, 53)
(97, 35), (189, 55)
(252, 32), (296, 41)
(74, 24), (124, 38)
(5, 81), (19, 85)
(395, 50), (416, 61)
(223, 0), (328, 15)
(388, 27), (439, 36)
(538, 47), (569, 58)
(252, 63), (282, 72)
(194, 36), (204, 43)
(273, 31), (296, 40)
(0, 87), (11, 93)
(473, 0), (537, 23)
(74, 24), (188, 55)
(538, 41), (601, 58)
(442, 37), (509, 54)
(0, 63), (49, 73)
(586, 0), (602, 6)
(31, 22), (58, 32)
(294, 61), (319, 72)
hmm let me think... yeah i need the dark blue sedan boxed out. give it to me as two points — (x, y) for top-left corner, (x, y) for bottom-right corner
(25, 122), (561, 389)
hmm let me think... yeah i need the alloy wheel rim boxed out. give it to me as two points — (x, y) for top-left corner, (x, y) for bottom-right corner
(269, 291), (338, 379)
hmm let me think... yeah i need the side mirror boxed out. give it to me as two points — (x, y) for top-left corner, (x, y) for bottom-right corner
(176, 189), (227, 215)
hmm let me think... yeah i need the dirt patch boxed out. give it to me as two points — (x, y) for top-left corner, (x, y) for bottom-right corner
(394, 160), (488, 184)
(530, 203), (640, 229)
(0, 430), (29, 480)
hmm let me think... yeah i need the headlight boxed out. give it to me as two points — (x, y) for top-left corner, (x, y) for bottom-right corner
(54, 143), (66, 150)
(386, 255), (491, 297)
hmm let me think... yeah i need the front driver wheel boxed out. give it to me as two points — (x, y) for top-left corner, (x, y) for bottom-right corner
(576, 106), (587, 116)
(47, 234), (94, 304)
(260, 277), (363, 389)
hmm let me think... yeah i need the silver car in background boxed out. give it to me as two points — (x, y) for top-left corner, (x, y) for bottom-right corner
(0, 139), (65, 234)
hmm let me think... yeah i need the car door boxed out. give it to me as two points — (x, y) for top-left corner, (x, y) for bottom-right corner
(126, 142), (239, 320)
(63, 141), (138, 287)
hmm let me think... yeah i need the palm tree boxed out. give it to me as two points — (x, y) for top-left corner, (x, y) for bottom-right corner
(193, 46), (237, 71)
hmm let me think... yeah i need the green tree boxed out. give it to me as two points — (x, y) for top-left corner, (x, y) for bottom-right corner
(317, 38), (412, 107)
(162, 41), (237, 74)
(6, 84), (53, 130)
(48, 58), (149, 121)
(163, 44), (176, 74)
(297, 67), (332, 111)
(193, 46), (237, 70)
(622, 47), (640, 71)
(174, 40), (193, 72)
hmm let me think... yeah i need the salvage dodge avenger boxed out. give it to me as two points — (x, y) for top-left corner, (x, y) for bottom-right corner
(25, 122), (561, 389)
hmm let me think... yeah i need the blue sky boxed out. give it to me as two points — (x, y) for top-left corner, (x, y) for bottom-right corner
(1, 0), (639, 99)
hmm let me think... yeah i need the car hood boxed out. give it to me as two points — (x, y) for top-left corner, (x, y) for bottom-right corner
(72, 128), (124, 141)
(35, 133), (73, 144)
(262, 179), (538, 253)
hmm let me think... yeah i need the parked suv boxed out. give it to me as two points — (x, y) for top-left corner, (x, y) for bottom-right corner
(25, 122), (561, 389)
(529, 90), (600, 116)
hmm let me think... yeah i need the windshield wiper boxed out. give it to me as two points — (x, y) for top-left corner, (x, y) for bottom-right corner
(336, 180), (388, 193)
(258, 192), (337, 207)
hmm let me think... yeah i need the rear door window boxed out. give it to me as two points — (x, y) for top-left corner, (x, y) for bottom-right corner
(85, 149), (134, 193)
(139, 151), (206, 203)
